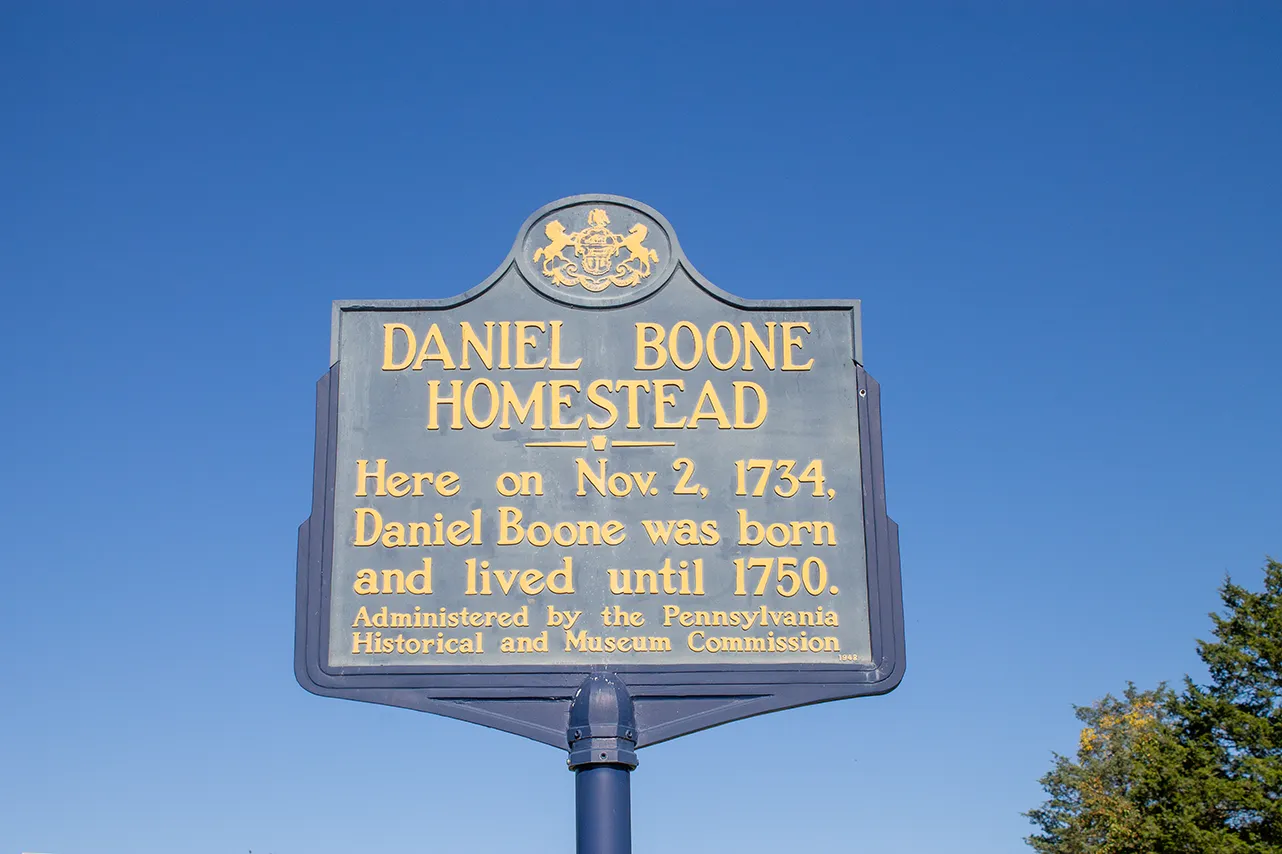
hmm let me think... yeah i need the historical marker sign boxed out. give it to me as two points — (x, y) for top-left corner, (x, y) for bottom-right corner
(296, 195), (904, 748)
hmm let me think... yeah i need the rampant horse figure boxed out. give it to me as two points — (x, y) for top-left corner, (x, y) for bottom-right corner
(619, 223), (659, 279)
(533, 220), (575, 273)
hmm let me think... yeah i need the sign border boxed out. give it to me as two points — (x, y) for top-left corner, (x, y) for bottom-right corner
(295, 195), (904, 748)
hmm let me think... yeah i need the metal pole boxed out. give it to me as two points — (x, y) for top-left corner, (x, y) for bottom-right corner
(567, 673), (638, 854)
(575, 765), (631, 853)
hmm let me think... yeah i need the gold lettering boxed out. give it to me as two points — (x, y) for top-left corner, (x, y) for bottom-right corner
(354, 507), (381, 546)
(463, 378), (500, 428)
(635, 323), (666, 369)
(411, 324), (456, 370)
(668, 321), (703, 370)
(549, 380), (583, 430)
(613, 380), (649, 428)
(733, 382), (768, 428)
(518, 569), (543, 595)
(354, 569), (379, 594)
(576, 458), (607, 497)
(737, 509), (836, 546)
(742, 322), (776, 370)
(380, 523), (406, 548)
(446, 518), (474, 546)
(514, 321), (547, 369)
(782, 322), (814, 370)
(406, 559), (433, 594)
(653, 379), (686, 428)
(498, 507), (523, 545)
(427, 380), (463, 430)
(586, 379), (618, 429)
(498, 321), (512, 368)
(546, 557), (575, 594)
(601, 520), (625, 546)
(382, 323), (415, 371)
(707, 322), (741, 370)
(355, 459), (386, 497)
(548, 321), (582, 369)
(500, 381), (546, 429)
(459, 322), (495, 370)
(385, 471), (410, 497)
(687, 380), (731, 428)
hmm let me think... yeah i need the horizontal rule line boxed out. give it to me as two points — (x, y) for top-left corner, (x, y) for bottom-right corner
(522, 439), (679, 449)
(611, 441), (677, 447)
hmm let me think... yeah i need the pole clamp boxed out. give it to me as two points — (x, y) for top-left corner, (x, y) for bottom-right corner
(567, 673), (639, 771)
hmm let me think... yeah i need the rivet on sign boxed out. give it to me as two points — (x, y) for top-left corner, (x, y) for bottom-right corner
(859, 389), (867, 397)
(600, 752), (607, 759)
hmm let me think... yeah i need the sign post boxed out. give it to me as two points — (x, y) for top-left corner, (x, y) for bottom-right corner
(296, 195), (904, 852)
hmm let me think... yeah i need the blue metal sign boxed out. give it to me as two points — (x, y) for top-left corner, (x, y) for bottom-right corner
(296, 195), (904, 750)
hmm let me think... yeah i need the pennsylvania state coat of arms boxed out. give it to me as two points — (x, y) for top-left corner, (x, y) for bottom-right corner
(533, 209), (659, 292)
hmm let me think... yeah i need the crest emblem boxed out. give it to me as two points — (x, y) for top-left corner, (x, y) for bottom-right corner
(533, 209), (659, 292)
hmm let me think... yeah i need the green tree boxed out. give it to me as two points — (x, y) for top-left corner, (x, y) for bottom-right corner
(1027, 558), (1282, 853)
(1026, 684), (1184, 853)
(1175, 558), (1282, 852)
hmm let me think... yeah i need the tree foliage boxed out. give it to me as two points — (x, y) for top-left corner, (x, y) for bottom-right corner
(1026, 685), (1183, 853)
(1177, 558), (1282, 852)
(1027, 559), (1282, 853)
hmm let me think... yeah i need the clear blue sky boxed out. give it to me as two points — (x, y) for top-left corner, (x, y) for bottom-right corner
(2, 3), (1279, 853)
